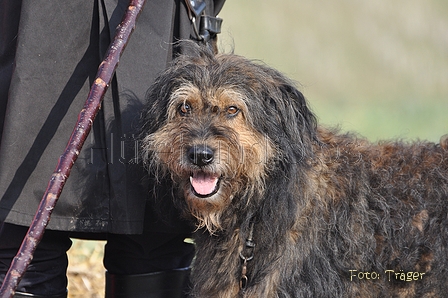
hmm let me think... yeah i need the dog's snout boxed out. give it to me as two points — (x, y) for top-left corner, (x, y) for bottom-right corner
(188, 145), (214, 167)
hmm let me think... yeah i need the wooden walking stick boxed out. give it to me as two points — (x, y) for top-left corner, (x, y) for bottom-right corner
(0, 0), (146, 296)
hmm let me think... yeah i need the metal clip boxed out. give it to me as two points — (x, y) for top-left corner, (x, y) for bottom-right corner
(239, 222), (256, 290)
(185, 0), (206, 18)
(184, 0), (223, 42)
(240, 257), (249, 289)
(201, 15), (222, 34)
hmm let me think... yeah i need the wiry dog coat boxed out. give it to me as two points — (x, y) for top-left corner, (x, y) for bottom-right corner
(141, 45), (448, 297)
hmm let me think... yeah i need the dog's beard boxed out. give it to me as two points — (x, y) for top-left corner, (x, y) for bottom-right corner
(144, 140), (273, 232)
(142, 103), (275, 233)
(179, 171), (264, 233)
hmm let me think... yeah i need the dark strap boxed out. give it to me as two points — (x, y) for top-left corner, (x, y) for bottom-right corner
(185, 0), (223, 43)
(185, 0), (206, 17)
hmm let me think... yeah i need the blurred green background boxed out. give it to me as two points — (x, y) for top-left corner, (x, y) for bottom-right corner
(218, 0), (447, 142)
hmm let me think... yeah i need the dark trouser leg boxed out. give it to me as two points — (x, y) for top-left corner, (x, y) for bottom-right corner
(104, 232), (195, 298)
(105, 268), (191, 298)
(0, 222), (71, 297)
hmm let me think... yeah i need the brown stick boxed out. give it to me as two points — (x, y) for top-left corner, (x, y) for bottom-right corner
(0, 1), (146, 297)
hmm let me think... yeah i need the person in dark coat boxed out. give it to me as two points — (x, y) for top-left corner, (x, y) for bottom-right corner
(0, 0), (225, 297)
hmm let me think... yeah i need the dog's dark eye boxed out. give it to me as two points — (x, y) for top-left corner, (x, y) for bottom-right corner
(227, 106), (239, 116)
(179, 102), (191, 116)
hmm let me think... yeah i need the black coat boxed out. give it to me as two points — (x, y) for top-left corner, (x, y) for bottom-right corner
(0, 0), (224, 234)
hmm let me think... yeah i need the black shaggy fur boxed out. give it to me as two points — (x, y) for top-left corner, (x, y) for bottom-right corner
(141, 45), (448, 297)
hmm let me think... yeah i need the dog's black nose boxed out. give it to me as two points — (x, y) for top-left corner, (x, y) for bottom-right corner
(187, 145), (214, 167)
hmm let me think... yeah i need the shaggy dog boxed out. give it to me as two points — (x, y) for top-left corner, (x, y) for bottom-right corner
(141, 45), (448, 297)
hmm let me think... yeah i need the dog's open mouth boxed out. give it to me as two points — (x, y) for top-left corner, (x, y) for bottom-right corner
(189, 171), (220, 198)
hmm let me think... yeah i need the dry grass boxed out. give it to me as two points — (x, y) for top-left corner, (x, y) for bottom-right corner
(67, 240), (105, 298)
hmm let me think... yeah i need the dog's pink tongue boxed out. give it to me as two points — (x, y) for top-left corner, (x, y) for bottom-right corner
(190, 172), (219, 196)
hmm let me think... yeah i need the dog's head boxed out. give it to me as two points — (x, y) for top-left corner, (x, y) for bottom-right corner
(141, 45), (317, 231)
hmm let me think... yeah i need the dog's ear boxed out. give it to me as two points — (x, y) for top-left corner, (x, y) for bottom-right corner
(247, 66), (318, 164)
(140, 75), (172, 136)
(276, 82), (317, 145)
